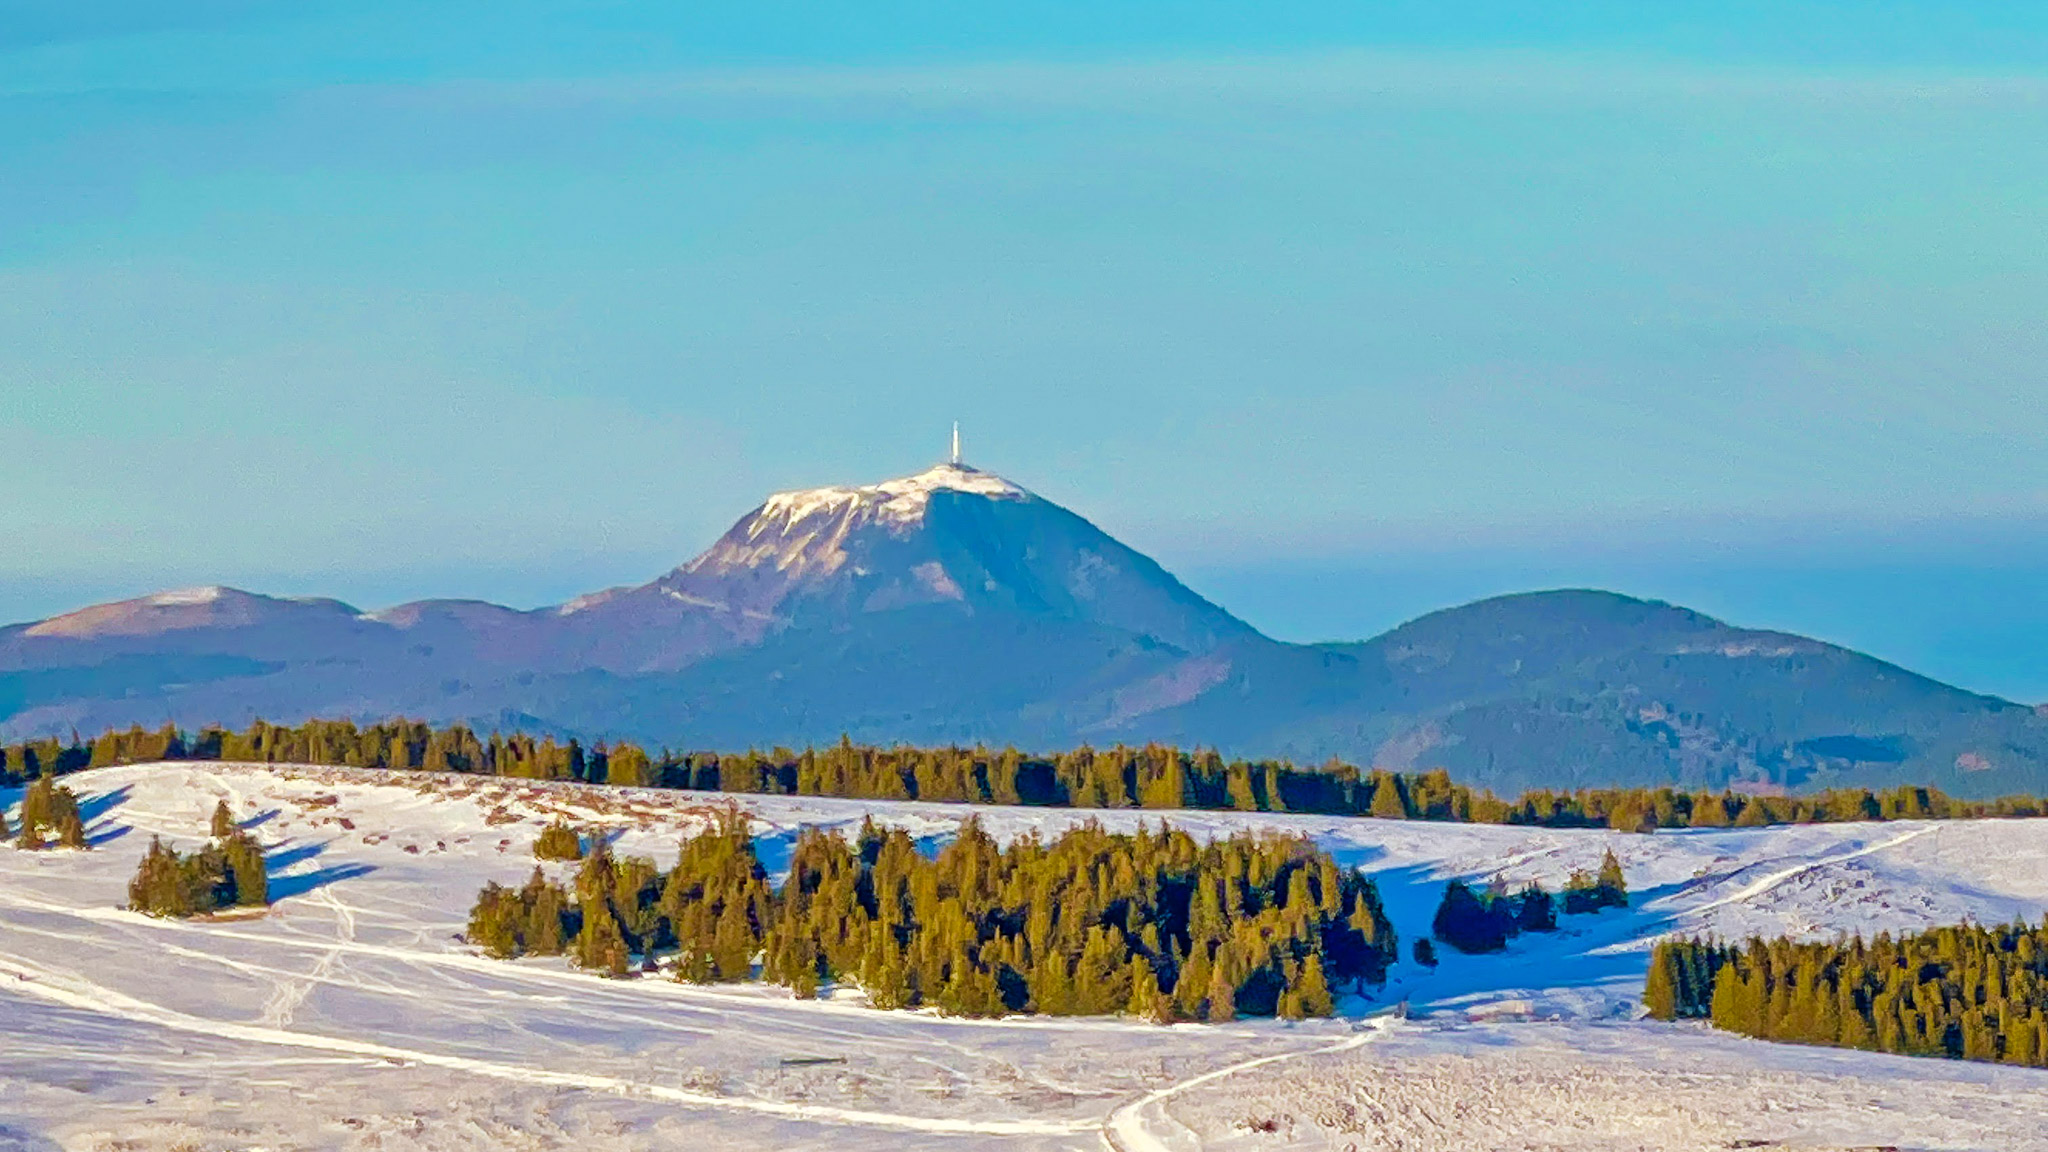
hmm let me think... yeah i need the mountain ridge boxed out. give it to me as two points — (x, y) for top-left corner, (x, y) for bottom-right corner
(4, 462), (2044, 797)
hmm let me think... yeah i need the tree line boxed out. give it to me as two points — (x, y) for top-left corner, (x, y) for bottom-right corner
(13, 718), (2048, 833)
(469, 813), (1399, 1021)
(1646, 922), (2048, 1067)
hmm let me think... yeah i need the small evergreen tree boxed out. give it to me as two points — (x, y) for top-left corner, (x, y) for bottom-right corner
(1514, 881), (1557, 932)
(1643, 940), (1681, 1021)
(1594, 849), (1629, 908)
(210, 799), (237, 840)
(220, 831), (268, 906)
(533, 819), (584, 861)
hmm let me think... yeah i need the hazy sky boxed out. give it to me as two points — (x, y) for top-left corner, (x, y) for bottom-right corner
(5, 3), (2046, 699)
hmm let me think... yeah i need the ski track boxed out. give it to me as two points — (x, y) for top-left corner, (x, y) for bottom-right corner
(262, 885), (357, 1028)
(1101, 1022), (1389, 1152)
(1676, 823), (1941, 917)
(0, 952), (1099, 1138)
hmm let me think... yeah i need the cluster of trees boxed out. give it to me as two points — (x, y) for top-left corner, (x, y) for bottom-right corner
(7, 775), (87, 849)
(126, 802), (269, 918)
(19, 718), (2048, 834)
(1646, 921), (2048, 1066)
(1427, 850), (1629, 954)
(469, 813), (1400, 1020)
(1433, 878), (1557, 954)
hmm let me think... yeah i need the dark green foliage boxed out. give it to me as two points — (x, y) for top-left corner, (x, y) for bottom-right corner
(467, 815), (1399, 1020)
(15, 719), (2048, 835)
(14, 776), (86, 849)
(532, 819), (584, 861)
(1654, 925), (2048, 1068)
(1562, 849), (1629, 914)
(1513, 881), (1558, 933)
(127, 831), (269, 917)
(467, 867), (579, 959)
(221, 831), (268, 906)
(1412, 938), (1438, 969)
(1433, 872), (1575, 954)
(1432, 881), (1512, 954)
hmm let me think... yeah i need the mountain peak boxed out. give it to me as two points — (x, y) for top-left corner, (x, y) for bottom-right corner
(22, 585), (360, 640)
(756, 463), (1031, 535)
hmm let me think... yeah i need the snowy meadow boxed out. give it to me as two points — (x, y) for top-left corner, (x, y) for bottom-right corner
(5, 761), (2048, 1151)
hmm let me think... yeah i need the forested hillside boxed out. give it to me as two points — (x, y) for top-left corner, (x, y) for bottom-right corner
(14, 718), (2048, 833)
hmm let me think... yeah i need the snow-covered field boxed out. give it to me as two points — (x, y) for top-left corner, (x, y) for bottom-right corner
(4, 761), (2048, 1151)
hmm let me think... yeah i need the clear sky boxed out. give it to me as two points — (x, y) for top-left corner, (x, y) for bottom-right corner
(5, 3), (2046, 700)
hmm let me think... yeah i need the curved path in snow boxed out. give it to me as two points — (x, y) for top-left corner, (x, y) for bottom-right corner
(1674, 824), (1940, 917)
(1100, 1020), (1392, 1152)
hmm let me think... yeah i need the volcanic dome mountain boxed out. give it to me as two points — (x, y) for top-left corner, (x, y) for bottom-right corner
(5, 462), (2045, 797)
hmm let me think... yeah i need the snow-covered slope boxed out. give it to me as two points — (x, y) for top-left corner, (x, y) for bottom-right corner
(5, 762), (2048, 1149)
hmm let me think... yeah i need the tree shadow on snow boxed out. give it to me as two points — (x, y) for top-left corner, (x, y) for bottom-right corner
(80, 784), (135, 847)
(239, 807), (284, 832)
(269, 862), (376, 901)
(263, 838), (376, 900)
(76, 784), (132, 825)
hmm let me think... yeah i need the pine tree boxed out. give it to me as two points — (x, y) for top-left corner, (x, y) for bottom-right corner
(1644, 941), (1681, 1021)
(210, 800), (237, 840)
(221, 831), (268, 906)
(1295, 953), (1334, 1017)
(15, 777), (49, 849)
(575, 892), (630, 976)
(1594, 849), (1629, 909)
(533, 819), (583, 861)
(1205, 959), (1238, 1022)
(1125, 954), (1169, 1022)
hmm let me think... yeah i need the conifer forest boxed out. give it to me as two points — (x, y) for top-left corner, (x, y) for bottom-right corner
(10, 717), (2047, 833)
(468, 813), (1397, 1020)
(1647, 923), (2048, 1067)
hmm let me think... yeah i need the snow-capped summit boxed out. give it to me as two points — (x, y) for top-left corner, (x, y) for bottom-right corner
(755, 463), (1031, 534)
(544, 460), (1257, 670)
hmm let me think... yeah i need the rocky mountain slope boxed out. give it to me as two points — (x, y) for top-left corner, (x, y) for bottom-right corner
(4, 463), (2044, 796)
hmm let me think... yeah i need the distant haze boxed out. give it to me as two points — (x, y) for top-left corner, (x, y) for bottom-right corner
(4, 3), (2046, 700)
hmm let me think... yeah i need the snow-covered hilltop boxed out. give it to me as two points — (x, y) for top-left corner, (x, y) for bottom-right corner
(752, 462), (1033, 533)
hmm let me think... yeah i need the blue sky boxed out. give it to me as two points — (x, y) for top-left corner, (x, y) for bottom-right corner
(4, 2), (2047, 700)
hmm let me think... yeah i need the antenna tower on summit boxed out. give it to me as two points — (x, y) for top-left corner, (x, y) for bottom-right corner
(951, 422), (961, 465)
